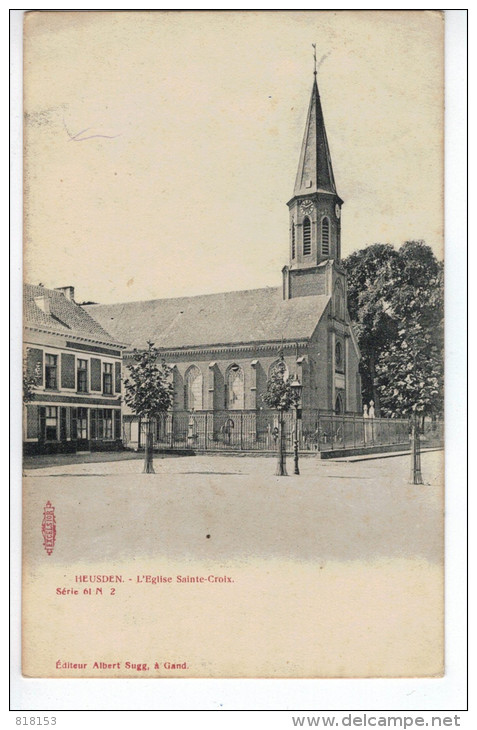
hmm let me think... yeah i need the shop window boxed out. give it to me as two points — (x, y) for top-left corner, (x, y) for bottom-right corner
(90, 409), (114, 440)
(44, 406), (58, 440)
(77, 408), (88, 439)
(103, 409), (113, 439)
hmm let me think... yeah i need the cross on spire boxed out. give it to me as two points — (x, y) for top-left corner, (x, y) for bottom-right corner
(312, 43), (317, 77)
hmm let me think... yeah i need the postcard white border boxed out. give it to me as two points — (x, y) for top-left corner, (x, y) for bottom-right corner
(9, 6), (469, 720)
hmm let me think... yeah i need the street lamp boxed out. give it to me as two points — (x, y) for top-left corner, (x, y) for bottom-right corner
(410, 407), (423, 485)
(290, 376), (303, 475)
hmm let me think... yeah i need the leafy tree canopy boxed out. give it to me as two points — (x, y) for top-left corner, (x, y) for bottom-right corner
(261, 355), (300, 412)
(23, 352), (41, 404)
(343, 240), (443, 418)
(123, 341), (174, 419)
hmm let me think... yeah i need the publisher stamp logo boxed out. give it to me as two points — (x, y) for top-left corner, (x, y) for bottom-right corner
(42, 501), (56, 556)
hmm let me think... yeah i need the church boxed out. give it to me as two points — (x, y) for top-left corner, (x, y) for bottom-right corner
(86, 70), (361, 450)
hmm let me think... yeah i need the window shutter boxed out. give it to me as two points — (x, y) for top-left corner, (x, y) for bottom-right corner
(27, 348), (43, 386)
(60, 407), (67, 440)
(61, 353), (76, 389)
(114, 410), (121, 440)
(115, 361), (121, 393)
(39, 407), (46, 441)
(90, 358), (102, 391)
(26, 405), (39, 439)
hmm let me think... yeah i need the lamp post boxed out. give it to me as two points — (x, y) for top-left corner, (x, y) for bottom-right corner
(410, 408), (423, 485)
(290, 376), (303, 475)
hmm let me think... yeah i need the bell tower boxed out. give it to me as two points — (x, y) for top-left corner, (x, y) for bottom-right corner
(288, 66), (343, 267)
(283, 61), (344, 299)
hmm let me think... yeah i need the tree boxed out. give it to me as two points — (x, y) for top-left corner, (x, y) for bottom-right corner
(123, 341), (174, 473)
(376, 242), (444, 420)
(23, 352), (41, 403)
(261, 354), (299, 476)
(343, 243), (400, 413)
(343, 240), (444, 420)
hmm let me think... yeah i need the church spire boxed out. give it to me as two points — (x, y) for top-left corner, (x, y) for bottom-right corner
(285, 60), (343, 276)
(293, 70), (337, 198)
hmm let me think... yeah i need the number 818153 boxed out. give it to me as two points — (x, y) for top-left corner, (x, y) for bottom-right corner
(16, 719), (56, 725)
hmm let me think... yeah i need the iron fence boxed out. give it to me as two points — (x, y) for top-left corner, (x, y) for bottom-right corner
(124, 410), (413, 453)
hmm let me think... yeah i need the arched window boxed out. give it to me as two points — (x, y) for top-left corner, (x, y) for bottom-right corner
(335, 341), (343, 369)
(303, 217), (311, 256)
(321, 217), (330, 256)
(335, 393), (343, 414)
(291, 220), (296, 259)
(334, 279), (344, 320)
(269, 359), (289, 382)
(225, 364), (244, 410)
(184, 365), (203, 411)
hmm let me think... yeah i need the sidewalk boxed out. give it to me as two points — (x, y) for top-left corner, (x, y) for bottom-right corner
(329, 445), (443, 462)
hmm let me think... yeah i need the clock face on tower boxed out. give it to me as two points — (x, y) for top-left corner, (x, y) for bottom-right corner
(335, 204), (341, 219)
(300, 200), (314, 215)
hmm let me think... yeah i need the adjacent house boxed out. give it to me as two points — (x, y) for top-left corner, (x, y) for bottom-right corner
(23, 284), (126, 454)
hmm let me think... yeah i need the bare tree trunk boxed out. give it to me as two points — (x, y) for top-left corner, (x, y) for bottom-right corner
(276, 410), (288, 476)
(143, 420), (155, 474)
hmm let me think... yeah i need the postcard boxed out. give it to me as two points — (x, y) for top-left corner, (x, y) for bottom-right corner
(22, 10), (445, 679)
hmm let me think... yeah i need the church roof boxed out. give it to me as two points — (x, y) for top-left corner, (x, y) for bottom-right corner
(85, 288), (330, 351)
(24, 283), (123, 347)
(293, 77), (338, 198)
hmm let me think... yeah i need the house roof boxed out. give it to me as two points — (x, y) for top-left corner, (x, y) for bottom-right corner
(85, 287), (331, 351)
(24, 284), (123, 346)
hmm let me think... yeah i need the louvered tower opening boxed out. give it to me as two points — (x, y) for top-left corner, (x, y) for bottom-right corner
(322, 217), (330, 256)
(303, 217), (311, 256)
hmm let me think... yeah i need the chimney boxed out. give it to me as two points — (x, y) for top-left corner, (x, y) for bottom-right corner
(55, 286), (75, 301)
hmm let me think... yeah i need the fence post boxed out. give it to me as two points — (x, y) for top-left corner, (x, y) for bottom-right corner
(342, 412), (346, 449)
(353, 412), (356, 449)
(240, 412), (243, 451)
(330, 414), (334, 451)
(204, 411), (208, 451)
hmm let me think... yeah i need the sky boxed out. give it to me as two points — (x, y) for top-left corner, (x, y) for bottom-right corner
(23, 10), (444, 304)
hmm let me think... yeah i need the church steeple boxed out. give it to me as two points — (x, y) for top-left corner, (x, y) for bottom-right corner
(293, 76), (337, 198)
(286, 67), (343, 272)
